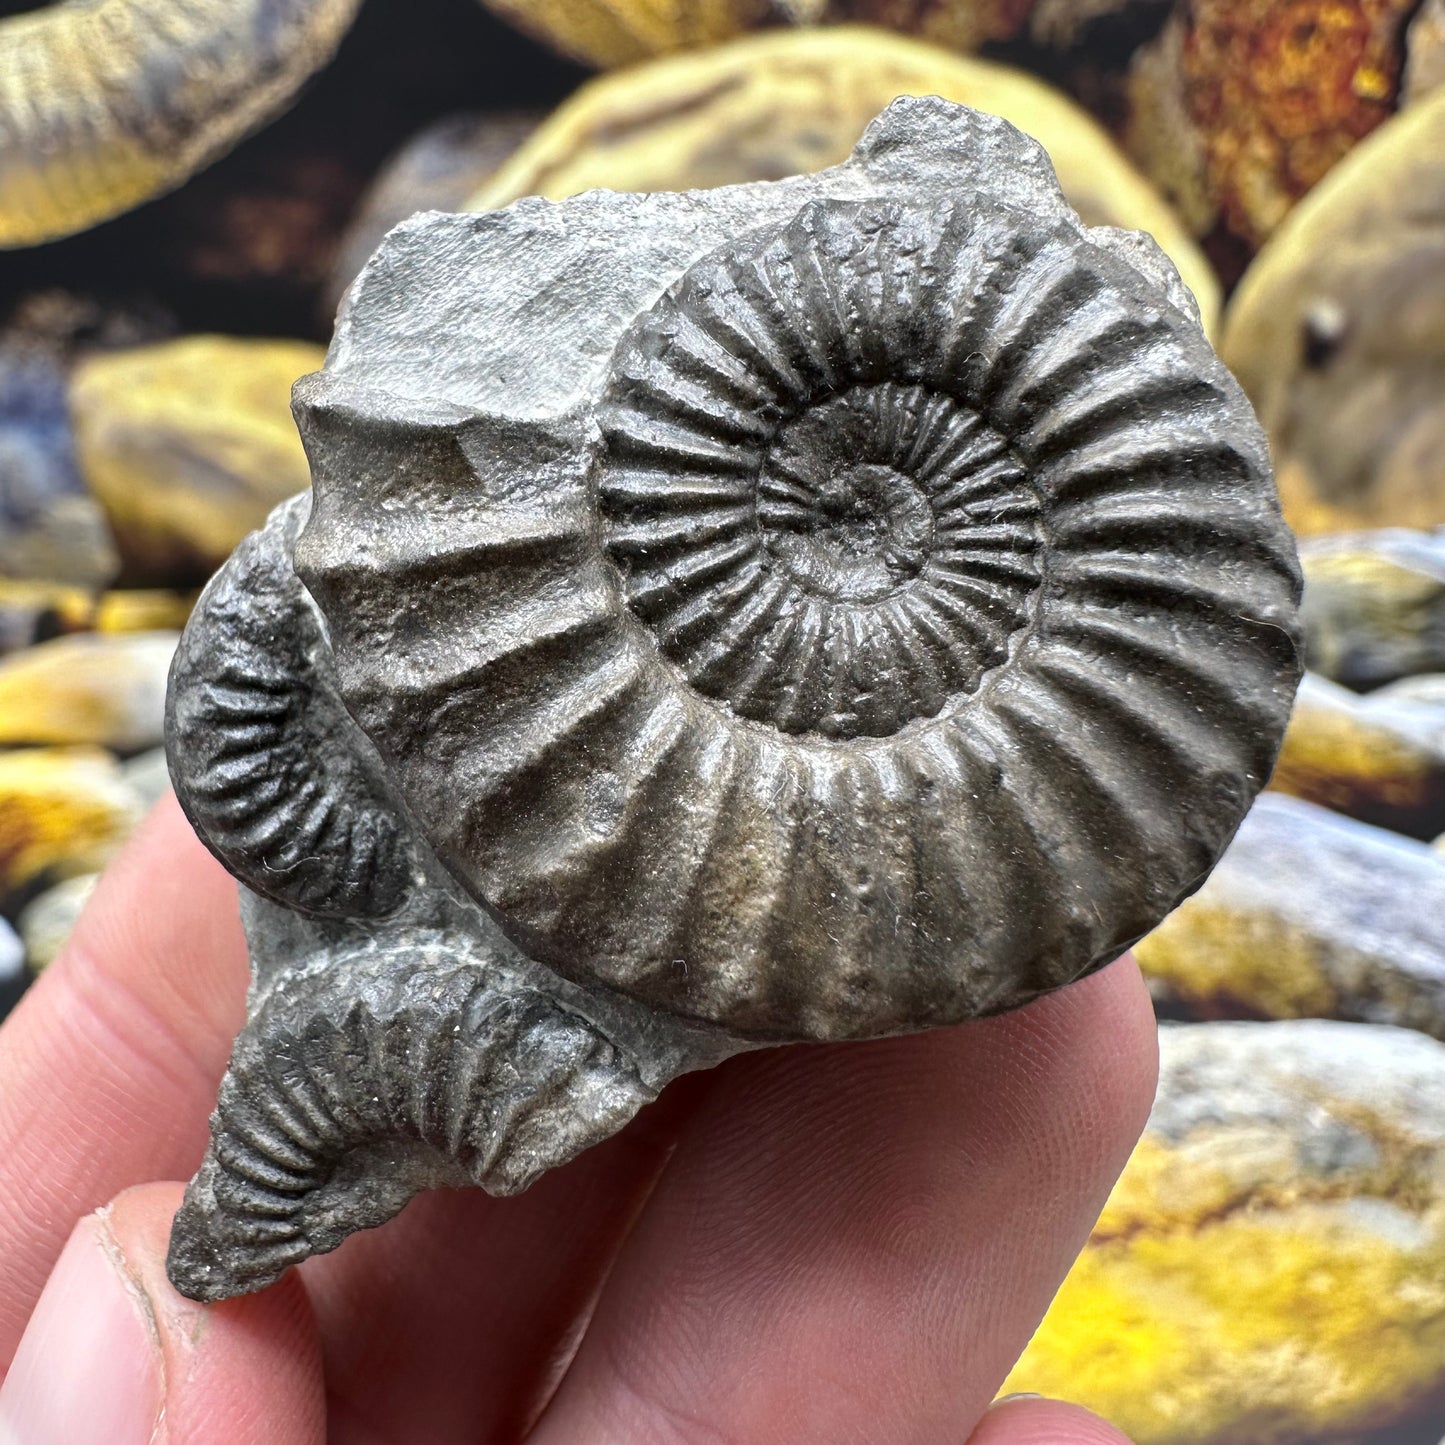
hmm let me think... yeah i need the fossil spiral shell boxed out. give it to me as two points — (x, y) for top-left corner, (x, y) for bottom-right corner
(167, 933), (655, 1300)
(168, 496), (410, 919)
(296, 125), (1301, 1044)
(0, 0), (362, 247)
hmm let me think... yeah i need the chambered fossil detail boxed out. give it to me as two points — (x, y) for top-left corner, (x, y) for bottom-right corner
(0, 0), (363, 247)
(167, 495), (410, 920)
(165, 98), (1303, 1301)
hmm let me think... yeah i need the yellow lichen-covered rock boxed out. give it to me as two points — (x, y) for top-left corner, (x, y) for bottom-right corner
(93, 589), (196, 636)
(1221, 89), (1445, 535)
(1300, 530), (1445, 691)
(0, 580), (95, 655)
(0, 0), (362, 247)
(0, 632), (177, 753)
(0, 748), (144, 900)
(478, 0), (1033, 70)
(1136, 793), (1445, 1035)
(1269, 672), (1445, 840)
(1004, 1019), (1445, 1443)
(70, 336), (324, 586)
(467, 27), (1220, 329)
(1123, 0), (1418, 253)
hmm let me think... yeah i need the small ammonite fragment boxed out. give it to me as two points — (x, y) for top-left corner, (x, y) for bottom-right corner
(163, 98), (1302, 1303)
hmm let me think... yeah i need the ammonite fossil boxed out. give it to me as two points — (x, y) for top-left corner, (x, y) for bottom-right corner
(164, 97), (1302, 1302)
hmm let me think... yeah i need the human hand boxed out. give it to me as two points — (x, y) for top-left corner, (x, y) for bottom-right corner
(0, 795), (1156, 1445)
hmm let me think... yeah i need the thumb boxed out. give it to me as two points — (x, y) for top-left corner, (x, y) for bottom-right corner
(971, 1396), (1137, 1445)
(0, 1182), (323, 1445)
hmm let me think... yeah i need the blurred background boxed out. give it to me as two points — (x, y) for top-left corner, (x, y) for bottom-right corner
(1, 0), (1443, 1440)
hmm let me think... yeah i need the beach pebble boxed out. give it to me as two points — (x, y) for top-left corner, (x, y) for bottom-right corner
(0, 632), (177, 752)
(70, 335), (324, 586)
(1301, 530), (1445, 691)
(16, 872), (99, 973)
(0, 747), (144, 902)
(1270, 672), (1445, 840)
(1138, 793), (1445, 1036)
(1005, 1019), (1445, 1444)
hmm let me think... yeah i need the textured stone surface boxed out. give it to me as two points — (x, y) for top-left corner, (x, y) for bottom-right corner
(1004, 1019), (1445, 1444)
(0, 632), (177, 752)
(1301, 529), (1445, 690)
(165, 98), (1301, 1300)
(1269, 671), (1445, 839)
(469, 27), (1220, 329)
(1138, 793), (1445, 1036)
(0, 748), (144, 903)
(327, 112), (539, 317)
(1222, 88), (1445, 535)
(71, 336), (326, 586)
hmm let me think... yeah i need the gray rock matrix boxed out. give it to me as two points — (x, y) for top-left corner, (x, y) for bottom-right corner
(164, 98), (1302, 1301)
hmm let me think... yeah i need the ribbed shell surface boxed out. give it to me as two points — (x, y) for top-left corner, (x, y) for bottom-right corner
(298, 194), (1302, 1042)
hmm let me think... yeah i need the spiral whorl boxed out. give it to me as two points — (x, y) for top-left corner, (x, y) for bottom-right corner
(167, 496), (411, 919)
(295, 105), (1302, 1043)
(167, 936), (656, 1300)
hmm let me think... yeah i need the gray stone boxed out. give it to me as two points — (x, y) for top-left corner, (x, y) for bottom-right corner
(120, 746), (172, 811)
(1139, 793), (1445, 1037)
(17, 872), (98, 973)
(1300, 529), (1445, 691)
(0, 340), (116, 587)
(163, 97), (1302, 1302)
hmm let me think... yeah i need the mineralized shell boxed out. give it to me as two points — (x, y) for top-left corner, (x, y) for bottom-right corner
(164, 98), (1302, 1300)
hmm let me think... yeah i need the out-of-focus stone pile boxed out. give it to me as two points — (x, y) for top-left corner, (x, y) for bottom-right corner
(3, 2), (1444, 1440)
(0, 295), (322, 984)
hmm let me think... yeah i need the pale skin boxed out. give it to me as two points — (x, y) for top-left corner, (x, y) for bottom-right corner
(0, 796), (1156, 1444)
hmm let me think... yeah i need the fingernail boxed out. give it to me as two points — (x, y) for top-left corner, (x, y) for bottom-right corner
(994, 1392), (1045, 1404)
(0, 1211), (163, 1445)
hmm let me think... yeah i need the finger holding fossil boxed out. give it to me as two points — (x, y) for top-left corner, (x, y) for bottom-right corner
(164, 97), (1301, 1301)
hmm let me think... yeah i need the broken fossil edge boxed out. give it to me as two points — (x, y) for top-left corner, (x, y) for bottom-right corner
(164, 97), (1302, 1301)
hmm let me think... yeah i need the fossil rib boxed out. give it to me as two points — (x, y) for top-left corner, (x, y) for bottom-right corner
(166, 495), (411, 920)
(167, 929), (657, 1301)
(166, 98), (1303, 1299)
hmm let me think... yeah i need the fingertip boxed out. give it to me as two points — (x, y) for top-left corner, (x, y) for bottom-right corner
(533, 950), (1163, 1445)
(0, 1181), (323, 1445)
(996, 953), (1160, 1178)
(0, 800), (249, 1361)
(103, 1182), (325, 1445)
(59, 793), (249, 1061)
(971, 1395), (1136, 1445)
